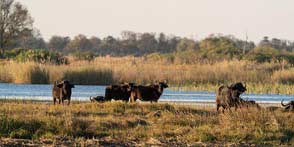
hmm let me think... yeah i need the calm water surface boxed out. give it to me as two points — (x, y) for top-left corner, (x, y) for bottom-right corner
(0, 83), (293, 104)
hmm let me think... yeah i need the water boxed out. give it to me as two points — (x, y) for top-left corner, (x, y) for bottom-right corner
(0, 83), (293, 104)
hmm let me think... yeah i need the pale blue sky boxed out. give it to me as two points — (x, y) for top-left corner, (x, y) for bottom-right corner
(18, 0), (294, 42)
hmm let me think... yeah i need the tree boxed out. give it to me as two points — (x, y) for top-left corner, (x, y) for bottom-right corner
(48, 36), (70, 52)
(166, 35), (180, 53)
(89, 36), (101, 54)
(176, 38), (198, 52)
(137, 33), (158, 55)
(99, 36), (120, 55)
(0, 0), (33, 57)
(246, 46), (279, 63)
(258, 36), (270, 47)
(16, 29), (46, 49)
(200, 36), (242, 60)
(120, 31), (138, 55)
(121, 31), (137, 41)
(157, 33), (169, 53)
(66, 34), (91, 53)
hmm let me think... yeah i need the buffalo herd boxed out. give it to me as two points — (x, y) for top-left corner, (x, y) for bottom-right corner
(52, 80), (294, 112)
(52, 80), (168, 104)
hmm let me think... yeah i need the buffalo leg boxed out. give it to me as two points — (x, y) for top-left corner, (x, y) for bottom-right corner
(68, 99), (70, 105)
(216, 104), (220, 112)
(223, 106), (227, 113)
(53, 98), (56, 105)
(130, 96), (136, 103)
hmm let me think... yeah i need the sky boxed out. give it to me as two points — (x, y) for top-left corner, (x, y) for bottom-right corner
(17, 0), (294, 42)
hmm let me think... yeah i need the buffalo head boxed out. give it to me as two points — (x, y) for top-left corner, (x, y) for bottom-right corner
(230, 82), (246, 93)
(57, 80), (75, 94)
(159, 82), (168, 88)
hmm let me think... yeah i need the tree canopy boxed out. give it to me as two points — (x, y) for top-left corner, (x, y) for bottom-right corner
(0, 0), (34, 57)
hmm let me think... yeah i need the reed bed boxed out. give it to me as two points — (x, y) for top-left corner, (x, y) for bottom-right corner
(0, 57), (294, 94)
(0, 101), (293, 146)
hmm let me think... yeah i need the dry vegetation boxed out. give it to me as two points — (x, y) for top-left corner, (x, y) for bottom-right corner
(0, 100), (293, 146)
(1, 57), (294, 94)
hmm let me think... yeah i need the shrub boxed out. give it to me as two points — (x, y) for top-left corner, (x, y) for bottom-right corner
(246, 46), (279, 63)
(5, 49), (68, 65)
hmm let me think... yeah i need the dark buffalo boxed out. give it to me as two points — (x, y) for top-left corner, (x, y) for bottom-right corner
(281, 99), (294, 111)
(104, 83), (135, 102)
(52, 80), (75, 105)
(240, 99), (261, 109)
(216, 82), (247, 112)
(130, 82), (168, 103)
(90, 96), (105, 102)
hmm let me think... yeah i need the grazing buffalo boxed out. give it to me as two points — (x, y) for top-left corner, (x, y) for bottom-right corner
(216, 82), (247, 112)
(130, 82), (168, 103)
(240, 99), (261, 109)
(281, 99), (294, 111)
(90, 96), (105, 102)
(104, 83), (135, 102)
(52, 80), (75, 105)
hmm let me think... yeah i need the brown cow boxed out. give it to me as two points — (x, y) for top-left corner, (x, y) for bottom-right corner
(130, 82), (168, 103)
(104, 83), (135, 102)
(52, 80), (75, 105)
(216, 82), (247, 112)
(281, 99), (294, 111)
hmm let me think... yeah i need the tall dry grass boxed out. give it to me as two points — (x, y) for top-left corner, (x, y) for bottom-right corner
(0, 57), (294, 93)
(0, 62), (49, 84)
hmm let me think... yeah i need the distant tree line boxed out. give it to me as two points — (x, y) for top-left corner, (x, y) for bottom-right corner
(2, 0), (294, 64)
(4, 31), (294, 63)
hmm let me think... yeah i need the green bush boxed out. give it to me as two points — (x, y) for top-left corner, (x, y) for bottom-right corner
(199, 36), (242, 60)
(246, 46), (279, 63)
(5, 49), (68, 65)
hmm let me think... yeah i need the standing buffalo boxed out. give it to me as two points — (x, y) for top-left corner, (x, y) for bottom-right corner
(52, 80), (75, 105)
(130, 82), (168, 103)
(104, 83), (135, 102)
(281, 99), (294, 111)
(216, 82), (247, 112)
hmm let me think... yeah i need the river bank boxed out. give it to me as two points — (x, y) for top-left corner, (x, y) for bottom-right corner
(0, 101), (293, 146)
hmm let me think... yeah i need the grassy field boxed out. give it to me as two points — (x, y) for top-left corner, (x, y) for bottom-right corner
(0, 100), (293, 146)
(1, 57), (294, 94)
